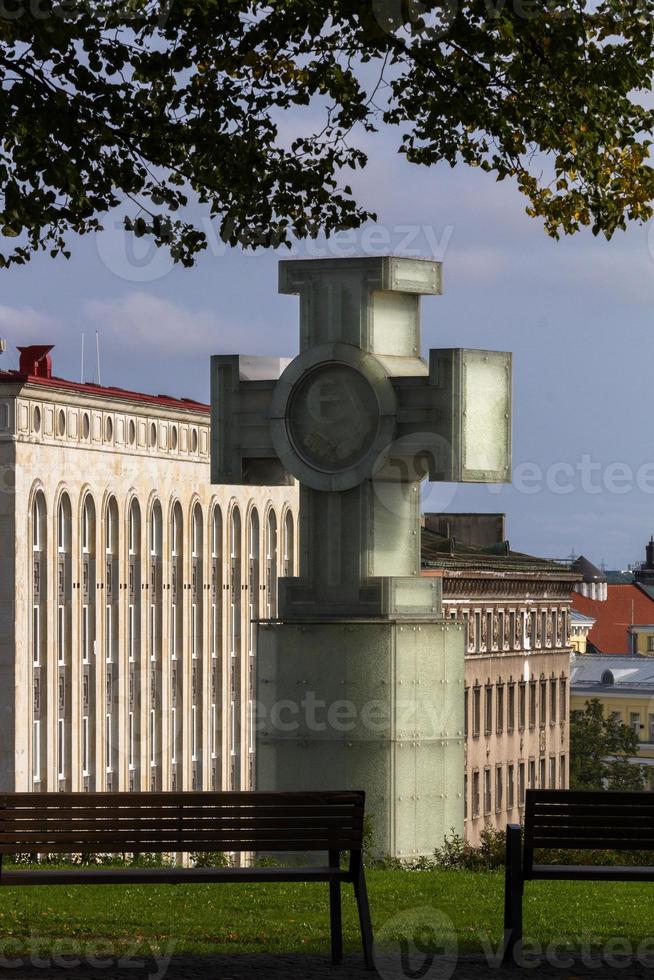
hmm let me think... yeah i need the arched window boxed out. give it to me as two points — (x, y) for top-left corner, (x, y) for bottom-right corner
(265, 511), (278, 619)
(191, 503), (204, 789)
(31, 491), (47, 788)
(104, 496), (119, 786)
(210, 505), (223, 789)
(229, 506), (242, 790)
(170, 501), (183, 788)
(56, 493), (72, 787)
(283, 510), (294, 577)
(247, 510), (260, 788)
(148, 501), (163, 790)
(81, 494), (96, 788)
(127, 498), (141, 790)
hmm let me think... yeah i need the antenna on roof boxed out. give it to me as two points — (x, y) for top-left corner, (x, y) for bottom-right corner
(95, 330), (101, 386)
(80, 331), (85, 384)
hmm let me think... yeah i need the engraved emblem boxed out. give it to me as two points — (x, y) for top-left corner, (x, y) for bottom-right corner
(287, 363), (380, 473)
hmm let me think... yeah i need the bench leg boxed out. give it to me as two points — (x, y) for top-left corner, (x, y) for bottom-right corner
(502, 824), (523, 965)
(329, 850), (343, 964)
(352, 858), (374, 971)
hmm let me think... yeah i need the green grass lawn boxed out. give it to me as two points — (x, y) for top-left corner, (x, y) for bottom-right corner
(1, 869), (654, 959)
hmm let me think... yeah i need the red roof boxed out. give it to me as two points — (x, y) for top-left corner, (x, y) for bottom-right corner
(0, 369), (209, 414)
(573, 585), (654, 653)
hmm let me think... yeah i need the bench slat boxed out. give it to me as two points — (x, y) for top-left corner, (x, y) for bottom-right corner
(0, 792), (364, 806)
(526, 790), (654, 804)
(0, 866), (352, 886)
(529, 864), (654, 881)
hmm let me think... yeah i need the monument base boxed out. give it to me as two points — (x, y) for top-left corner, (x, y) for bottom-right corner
(256, 618), (465, 860)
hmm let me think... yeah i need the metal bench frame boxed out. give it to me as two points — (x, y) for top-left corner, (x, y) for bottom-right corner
(504, 789), (654, 963)
(0, 790), (374, 969)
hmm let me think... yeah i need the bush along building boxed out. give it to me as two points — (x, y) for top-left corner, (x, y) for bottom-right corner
(421, 514), (578, 845)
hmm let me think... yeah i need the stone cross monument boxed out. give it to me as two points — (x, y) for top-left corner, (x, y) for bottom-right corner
(212, 256), (511, 858)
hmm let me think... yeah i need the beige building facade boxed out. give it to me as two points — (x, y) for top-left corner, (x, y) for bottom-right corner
(421, 515), (577, 845)
(0, 346), (298, 793)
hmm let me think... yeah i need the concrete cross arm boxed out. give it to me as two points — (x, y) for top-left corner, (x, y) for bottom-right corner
(391, 348), (512, 485)
(210, 354), (294, 486)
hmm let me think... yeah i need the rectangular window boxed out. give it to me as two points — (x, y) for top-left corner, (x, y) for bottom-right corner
(192, 602), (198, 659)
(542, 611), (548, 647)
(192, 704), (198, 761)
(474, 612), (481, 652)
(507, 683), (515, 733)
(559, 677), (567, 721)
(150, 709), (156, 766)
(472, 771), (480, 818)
(552, 610), (558, 646)
(560, 754), (566, 788)
(211, 603), (218, 658)
(649, 715), (654, 742)
(529, 681), (536, 729)
(611, 710), (622, 724)
(498, 611), (504, 649)
(128, 711), (134, 769)
(550, 678), (557, 724)
(464, 687), (469, 739)
(171, 604), (177, 659)
(171, 706), (177, 764)
(82, 605), (89, 664)
(507, 764), (515, 809)
(631, 712), (642, 736)
(549, 756), (556, 790)
(32, 720), (40, 782)
(539, 756), (546, 789)
(128, 604), (135, 662)
(57, 718), (65, 779)
(472, 686), (480, 737)
(518, 762), (525, 805)
(464, 773), (468, 821)
(231, 700), (237, 757)
(32, 605), (40, 666)
(82, 715), (89, 776)
(105, 605), (112, 663)
(211, 704), (217, 759)
(519, 682), (526, 731)
(149, 604), (156, 661)
(484, 768), (492, 814)
(495, 766), (503, 812)
(487, 611), (493, 650)
(57, 605), (65, 665)
(528, 759), (536, 790)
(248, 699), (254, 756)
(539, 680), (547, 728)
(105, 713), (112, 772)
(496, 684), (504, 734)
(484, 686), (493, 736)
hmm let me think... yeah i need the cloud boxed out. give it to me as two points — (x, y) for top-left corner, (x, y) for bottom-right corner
(84, 293), (255, 356)
(0, 304), (56, 341)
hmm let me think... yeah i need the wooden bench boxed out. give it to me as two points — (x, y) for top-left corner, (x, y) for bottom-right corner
(0, 790), (374, 969)
(504, 789), (654, 962)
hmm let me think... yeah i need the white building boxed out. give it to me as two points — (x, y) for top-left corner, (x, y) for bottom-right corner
(0, 345), (298, 793)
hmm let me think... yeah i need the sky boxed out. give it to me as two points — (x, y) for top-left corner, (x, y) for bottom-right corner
(1, 119), (653, 569)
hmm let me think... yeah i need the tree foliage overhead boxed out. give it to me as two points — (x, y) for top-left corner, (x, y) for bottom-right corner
(570, 698), (647, 792)
(1, 0), (654, 266)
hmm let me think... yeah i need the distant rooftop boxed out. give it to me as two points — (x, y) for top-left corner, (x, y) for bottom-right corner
(0, 344), (209, 414)
(571, 654), (654, 696)
(421, 513), (579, 578)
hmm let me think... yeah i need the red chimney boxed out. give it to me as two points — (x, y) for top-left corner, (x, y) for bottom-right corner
(17, 345), (53, 378)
